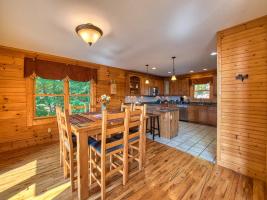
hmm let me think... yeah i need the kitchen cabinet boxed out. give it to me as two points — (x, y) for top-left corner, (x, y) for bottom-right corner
(159, 109), (179, 139)
(169, 77), (190, 96)
(169, 79), (178, 95)
(187, 105), (217, 126)
(164, 80), (170, 95)
(126, 72), (164, 96)
(127, 75), (141, 96)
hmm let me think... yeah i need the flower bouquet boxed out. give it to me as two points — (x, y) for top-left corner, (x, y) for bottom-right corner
(97, 94), (111, 111)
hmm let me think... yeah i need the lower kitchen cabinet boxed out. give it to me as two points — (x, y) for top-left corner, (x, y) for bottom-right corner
(187, 105), (217, 126)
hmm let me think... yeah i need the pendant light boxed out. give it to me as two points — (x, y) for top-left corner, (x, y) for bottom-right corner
(145, 64), (150, 84)
(171, 56), (177, 81)
(76, 23), (103, 46)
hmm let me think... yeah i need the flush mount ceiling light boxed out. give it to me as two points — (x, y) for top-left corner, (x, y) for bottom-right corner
(75, 23), (103, 46)
(152, 67), (156, 70)
(203, 68), (207, 71)
(210, 52), (217, 56)
(190, 70), (194, 73)
(145, 64), (150, 84)
(171, 56), (177, 81)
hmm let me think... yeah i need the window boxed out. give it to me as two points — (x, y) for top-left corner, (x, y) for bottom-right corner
(35, 77), (64, 117)
(193, 83), (210, 99)
(34, 77), (90, 118)
(69, 80), (90, 114)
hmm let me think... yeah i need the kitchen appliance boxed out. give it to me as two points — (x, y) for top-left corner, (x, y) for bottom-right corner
(178, 105), (188, 121)
(149, 87), (159, 96)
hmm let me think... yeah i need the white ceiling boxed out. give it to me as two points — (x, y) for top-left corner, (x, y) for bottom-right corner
(0, 0), (266, 76)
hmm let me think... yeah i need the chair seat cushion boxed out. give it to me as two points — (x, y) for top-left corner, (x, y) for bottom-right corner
(89, 136), (123, 153)
(72, 134), (96, 148)
(72, 134), (77, 147)
(129, 127), (139, 134)
(129, 136), (139, 143)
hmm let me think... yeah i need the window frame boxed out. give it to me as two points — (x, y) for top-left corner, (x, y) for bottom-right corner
(26, 76), (96, 126)
(33, 77), (65, 119)
(69, 80), (91, 114)
(193, 83), (211, 99)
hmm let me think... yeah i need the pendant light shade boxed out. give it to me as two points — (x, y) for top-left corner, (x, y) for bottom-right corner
(171, 56), (176, 81)
(145, 64), (150, 84)
(76, 23), (103, 46)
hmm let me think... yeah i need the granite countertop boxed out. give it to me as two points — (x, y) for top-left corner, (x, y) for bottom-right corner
(146, 104), (179, 113)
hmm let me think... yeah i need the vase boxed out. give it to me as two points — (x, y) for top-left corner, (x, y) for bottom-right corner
(101, 104), (106, 111)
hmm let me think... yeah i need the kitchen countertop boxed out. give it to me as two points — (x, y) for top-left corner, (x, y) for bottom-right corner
(145, 104), (180, 113)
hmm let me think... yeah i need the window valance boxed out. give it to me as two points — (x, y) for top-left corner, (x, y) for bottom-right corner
(191, 77), (213, 85)
(24, 57), (97, 82)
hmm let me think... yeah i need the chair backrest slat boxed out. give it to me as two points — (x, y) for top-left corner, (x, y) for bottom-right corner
(106, 125), (125, 136)
(129, 105), (145, 139)
(121, 103), (134, 112)
(60, 109), (74, 153)
(101, 110), (129, 155)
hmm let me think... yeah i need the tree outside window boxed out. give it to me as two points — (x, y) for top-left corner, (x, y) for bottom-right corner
(69, 80), (90, 114)
(193, 83), (210, 99)
(34, 77), (90, 118)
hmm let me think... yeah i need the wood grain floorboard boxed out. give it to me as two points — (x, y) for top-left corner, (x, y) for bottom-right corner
(0, 140), (265, 200)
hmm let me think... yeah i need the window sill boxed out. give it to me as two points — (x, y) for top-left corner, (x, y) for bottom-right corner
(32, 117), (56, 126)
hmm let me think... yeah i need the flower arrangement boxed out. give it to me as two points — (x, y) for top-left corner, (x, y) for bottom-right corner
(97, 94), (111, 110)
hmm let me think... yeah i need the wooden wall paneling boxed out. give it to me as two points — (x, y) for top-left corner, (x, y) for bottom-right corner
(217, 15), (267, 182)
(0, 46), (128, 153)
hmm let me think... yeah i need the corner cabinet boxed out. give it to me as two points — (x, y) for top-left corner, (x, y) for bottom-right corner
(126, 72), (164, 96)
(126, 74), (142, 96)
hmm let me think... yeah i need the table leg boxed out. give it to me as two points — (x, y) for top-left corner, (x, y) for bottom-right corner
(77, 131), (89, 200)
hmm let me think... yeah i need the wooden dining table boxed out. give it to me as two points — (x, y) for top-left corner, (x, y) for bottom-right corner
(69, 111), (147, 200)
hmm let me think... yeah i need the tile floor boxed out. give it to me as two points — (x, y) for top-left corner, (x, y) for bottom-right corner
(147, 121), (217, 163)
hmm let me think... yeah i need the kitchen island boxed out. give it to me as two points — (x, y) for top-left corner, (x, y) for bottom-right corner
(146, 104), (179, 139)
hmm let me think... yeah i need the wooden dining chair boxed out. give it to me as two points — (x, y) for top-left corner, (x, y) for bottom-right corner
(56, 106), (64, 167)
(59, 109), (77, 192)
(69, 104), (87, 115)
(128, 105), (145, 173)
(89, 109), (129, 200)
(121, 103), (134, 111)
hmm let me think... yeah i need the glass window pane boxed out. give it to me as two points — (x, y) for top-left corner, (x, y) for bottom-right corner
(194, 91), (210, 99)
(35, 77), (64, 94)
(194, 83), (210, 91)
(35, 96), (64, 117)
(70, 96), (90, 113)
(69, 80), (90, 95)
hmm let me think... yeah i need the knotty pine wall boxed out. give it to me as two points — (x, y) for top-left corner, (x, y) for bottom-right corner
(0, 46), (127, 153)
(217, 15), (267, 181)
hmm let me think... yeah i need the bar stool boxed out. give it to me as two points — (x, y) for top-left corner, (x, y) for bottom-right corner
(146, 113), (160, 140)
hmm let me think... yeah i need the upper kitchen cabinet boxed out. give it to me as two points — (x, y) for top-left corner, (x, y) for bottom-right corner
(154, 79), (164, 95)
(169, 79), (178, 95)
(126, 72), (164, 96)
(169, 77), (190, 96)
(180, 78), (190, 96)
(126, 73), (142, 96)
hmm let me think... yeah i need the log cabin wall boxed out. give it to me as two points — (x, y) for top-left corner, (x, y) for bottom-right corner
(0, 46), (127, 153)
(217, 15), (267, 182)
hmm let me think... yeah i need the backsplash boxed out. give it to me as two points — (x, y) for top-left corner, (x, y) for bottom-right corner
(124, 96), (217, 104)
(125, 96), (181, 103)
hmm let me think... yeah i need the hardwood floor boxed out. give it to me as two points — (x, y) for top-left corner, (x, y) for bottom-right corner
(0, 140), (265, 200)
